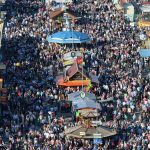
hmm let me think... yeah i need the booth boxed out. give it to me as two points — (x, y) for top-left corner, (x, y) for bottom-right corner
(140, 5), (150, 14)
(56, 62), (91, 87)
(124, 3), (135, 22)
(49, 7), (77, 29)
(138, 4), (150, 28)
(0, 88), (8, 105)
(68, 91), (101, 112)
(138, 20), (150, 28)
(64, 125), (117, 139)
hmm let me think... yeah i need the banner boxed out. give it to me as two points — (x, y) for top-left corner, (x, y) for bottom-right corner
(63, 60), (74, 66)
(76, 56), (83, 64)
(86, 80), (92, 91)
(64, 51), (82, 61)
(76, 111), (80, 117)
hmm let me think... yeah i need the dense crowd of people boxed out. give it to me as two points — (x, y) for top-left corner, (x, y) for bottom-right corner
(0, 0), (149, 149)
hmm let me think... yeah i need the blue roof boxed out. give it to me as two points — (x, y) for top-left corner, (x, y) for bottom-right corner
(73, 99), (101, 110)
(139, 49), (150, 57)
(68, 91), (101, 110)
(47, 30), (91, 43)
(68, 91), (96, 102)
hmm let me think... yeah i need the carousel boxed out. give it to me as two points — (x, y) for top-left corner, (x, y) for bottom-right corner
(64, 116), (116, 139)
(66, 91), (117, 140)
(47, 7), (92, 87)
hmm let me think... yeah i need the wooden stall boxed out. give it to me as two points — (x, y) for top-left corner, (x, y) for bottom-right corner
(56, 62), (91, 86)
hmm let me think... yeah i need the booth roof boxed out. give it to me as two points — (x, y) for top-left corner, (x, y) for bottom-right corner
(73, 99), (101, 110)
(64, 125), (116, 139)
(139, 49), (150, 57)
(68, 91), (96, 102)
(68, 91), (101, 110)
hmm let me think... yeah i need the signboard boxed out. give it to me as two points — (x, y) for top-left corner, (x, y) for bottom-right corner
(92, 121), (102, 126)
(63, 51), (82, 61)
(80, 132), (85, 136)
(78, 109), (97, 114)
(80, 91), (85, 99)
(63, 60), (74, 66)
(93, 138), (102, 144)
(93, 133), (102, 138)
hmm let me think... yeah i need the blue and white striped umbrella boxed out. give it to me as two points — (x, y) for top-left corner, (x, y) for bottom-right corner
(47, 30), (90, 43)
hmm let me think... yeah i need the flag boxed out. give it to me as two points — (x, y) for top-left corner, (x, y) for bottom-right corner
(76, 56), (83, 64)
(76, 111), (80, 117)
(86, 80), (92, 91)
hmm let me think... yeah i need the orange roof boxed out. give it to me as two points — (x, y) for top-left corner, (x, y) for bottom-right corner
(58, 80), (91, 87)
(56, 74), (90, 86)
(56, 62), (90, 87)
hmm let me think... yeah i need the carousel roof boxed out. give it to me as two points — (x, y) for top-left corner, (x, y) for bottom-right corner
(64, 125), (117, 139)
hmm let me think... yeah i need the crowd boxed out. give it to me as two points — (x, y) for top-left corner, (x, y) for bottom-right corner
(0, 0), (149, 149)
